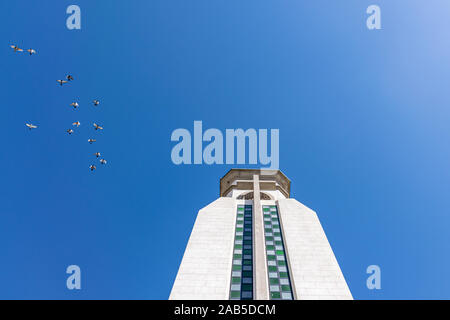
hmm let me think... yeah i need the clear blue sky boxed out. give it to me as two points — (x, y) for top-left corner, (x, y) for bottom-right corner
(1, 0), (450, 299)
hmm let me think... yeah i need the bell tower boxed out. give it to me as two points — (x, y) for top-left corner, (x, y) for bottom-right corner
(170, 169), (352, 300)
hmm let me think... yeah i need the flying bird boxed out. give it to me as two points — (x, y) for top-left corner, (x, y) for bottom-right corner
(57, 80), (68, 86)
(10, 45), (23, 52)
(89, 165), (96, 171)
(26, 49), (36, 55)
(94, 152), (101, 158)
(100, 159), (107, 165)
(88, 139), (96, 144)
(93, 123), (103, 130)
(70, 102), (79, 109)
(67, 129), (74, 134)
(26, 123), (37, 130)
(93, 100), (100, 106)
(72, 121), (81, 127)
(66, 75), (74, 81)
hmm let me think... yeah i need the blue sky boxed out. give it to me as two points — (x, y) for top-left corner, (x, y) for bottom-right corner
(1, 0), (450, 299)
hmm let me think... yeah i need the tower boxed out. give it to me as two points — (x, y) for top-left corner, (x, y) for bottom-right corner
(169, 169), (352, 300)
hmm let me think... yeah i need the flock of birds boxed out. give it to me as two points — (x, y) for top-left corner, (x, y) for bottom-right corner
(13, 44), (108, 172)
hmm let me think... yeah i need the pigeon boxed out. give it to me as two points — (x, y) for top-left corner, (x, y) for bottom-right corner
(57, 80), (68, 86)
(67, 129), (74, 134)
(94, 152), (101, 158)
(100, 159), (107, 165)
(70, 102), (79, 109)
(89, 165), (96, 171)
(66, 75), (74, 81)
(88, 139), (96, 144)
(26, 49), (36, 55)
(10, 45), (23, 52)
(26, 123), (37, 130)
(72, 121), (81, 127)
(93, 123), (103, 130)
(93, 100), (100, 106)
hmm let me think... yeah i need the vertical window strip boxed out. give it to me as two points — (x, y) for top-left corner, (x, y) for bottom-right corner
(263, 205), (294, 300)
(230, 204), (253, 300)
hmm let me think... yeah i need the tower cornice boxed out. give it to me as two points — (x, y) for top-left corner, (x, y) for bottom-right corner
(220, 169), (291, 198)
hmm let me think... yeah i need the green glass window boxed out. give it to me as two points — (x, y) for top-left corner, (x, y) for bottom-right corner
(230, 204), (253, 300)
(263, 205), (294, 300)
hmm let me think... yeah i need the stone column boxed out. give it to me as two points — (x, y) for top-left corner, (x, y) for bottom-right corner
(253, 174), (269, 299)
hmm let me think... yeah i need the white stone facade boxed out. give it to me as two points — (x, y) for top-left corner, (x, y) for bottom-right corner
(169, 197), (236, 300)
(277, 199), (352, 300)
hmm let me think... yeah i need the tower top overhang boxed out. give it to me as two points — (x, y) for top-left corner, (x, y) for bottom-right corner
(220, 169), (291, 198)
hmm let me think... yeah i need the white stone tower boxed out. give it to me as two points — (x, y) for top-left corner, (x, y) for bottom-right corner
(169, 169), (352, 300)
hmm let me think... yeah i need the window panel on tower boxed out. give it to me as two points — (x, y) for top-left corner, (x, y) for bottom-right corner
(263, 205), (294, 300)
(230, 204), (253, 300)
